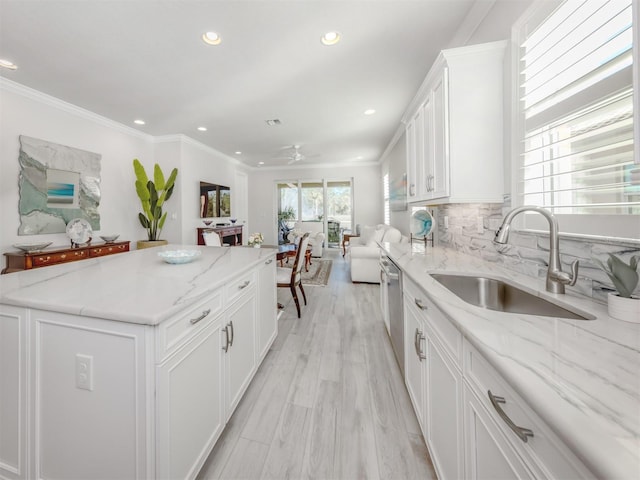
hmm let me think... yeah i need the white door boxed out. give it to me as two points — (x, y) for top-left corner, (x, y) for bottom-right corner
(156, 318), (225, 480)
(224, 292), (257, 418)
(431, 67), (449, 199)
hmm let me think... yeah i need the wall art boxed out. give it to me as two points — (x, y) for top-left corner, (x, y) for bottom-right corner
(18, 135), (101, 235)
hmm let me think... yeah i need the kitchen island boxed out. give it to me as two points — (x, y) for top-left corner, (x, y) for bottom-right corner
(381, 242), (639, 480)
(0, 244), (278, 480)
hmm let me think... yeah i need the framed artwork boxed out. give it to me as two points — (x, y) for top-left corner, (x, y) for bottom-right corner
(18, 135), (101, 235)
(390, 172), (408, 211)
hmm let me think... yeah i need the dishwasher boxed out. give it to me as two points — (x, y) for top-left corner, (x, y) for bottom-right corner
(381, 255), (404, 375)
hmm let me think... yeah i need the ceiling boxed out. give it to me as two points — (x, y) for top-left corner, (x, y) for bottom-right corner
(1, 0), (497, 168)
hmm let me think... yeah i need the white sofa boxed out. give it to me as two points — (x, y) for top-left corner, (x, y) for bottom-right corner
(349, 224), (402, 283)
(287, 222), (325, 257)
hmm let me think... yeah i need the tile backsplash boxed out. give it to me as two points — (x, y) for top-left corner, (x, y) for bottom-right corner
(433, 203), (640, 303)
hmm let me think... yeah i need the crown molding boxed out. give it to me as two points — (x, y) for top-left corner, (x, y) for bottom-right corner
(0, 76), (153, 141)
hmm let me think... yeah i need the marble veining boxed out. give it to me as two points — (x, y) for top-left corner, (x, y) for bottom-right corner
(382, 242), (639, 479)
(0, 245), (277, 325)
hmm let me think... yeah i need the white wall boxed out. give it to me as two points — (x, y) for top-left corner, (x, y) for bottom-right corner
(0, 81), (153, 251)
(0, 80), (248, 253)
(248, 164), (382, 245)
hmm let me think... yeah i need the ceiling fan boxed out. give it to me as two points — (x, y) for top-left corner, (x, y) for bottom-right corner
(276, 145), (320, 164)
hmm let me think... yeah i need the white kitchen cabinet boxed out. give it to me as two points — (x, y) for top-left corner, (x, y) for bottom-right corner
(425, 329), (464, 480)
(156, 316), (225, 480)
(403, 277), (463, 480)
(256, 257), (277, 362)
(464, 384), (534, 480)
(0, 305), (28, 480)
(224, 290), (257, 419)
(403, 40), (505, 204)
(403, 297), (427, 428)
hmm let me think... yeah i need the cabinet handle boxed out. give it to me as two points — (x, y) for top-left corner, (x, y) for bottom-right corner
(265, 258), (273, 265)
(488, 390), (534, 443)
(414, 328), (426, 361)
(190, 308), (211, 325)
(222, 325), (230, 352)
(228, 321), (235, 346)
(238, 280), (250, 289)
(414, 298), (428, 310)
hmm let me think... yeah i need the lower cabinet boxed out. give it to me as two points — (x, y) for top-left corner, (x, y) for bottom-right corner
(156, 318), (225, 480)
(464, 384), (533, 480)
(256, 257), (277, 361)
(402, 275), (594, 480)
(224, 291), (257, 418)
(425, 330), (463, 480)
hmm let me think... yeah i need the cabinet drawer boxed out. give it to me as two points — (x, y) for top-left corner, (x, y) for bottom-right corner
(89, 243), (129, 257)
(157, 293), (223, 361)
(225, 271), (257, 306)
(463, 340), (594, 479)
(404, 276), (462, 364)
(33, 249), (88, 266)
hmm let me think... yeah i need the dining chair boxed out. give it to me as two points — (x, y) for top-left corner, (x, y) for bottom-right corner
(277, 232), (310, 318)
(202, 231), (226, 246)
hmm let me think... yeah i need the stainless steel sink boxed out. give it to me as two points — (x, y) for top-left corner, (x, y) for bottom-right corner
(430, 274), (595, 320)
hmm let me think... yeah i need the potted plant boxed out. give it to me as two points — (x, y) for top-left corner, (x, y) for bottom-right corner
(595, 253), (639, 322)
(133, 158), (178, 249)
(248, 232), (264, 248)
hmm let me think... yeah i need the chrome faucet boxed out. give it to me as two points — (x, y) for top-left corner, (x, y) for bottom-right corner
(494, 206), (579, 294)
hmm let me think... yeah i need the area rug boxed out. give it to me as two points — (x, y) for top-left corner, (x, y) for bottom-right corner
(280, 258), (332, 286)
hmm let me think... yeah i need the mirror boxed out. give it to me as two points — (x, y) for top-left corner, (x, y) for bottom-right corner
(200, 181), (231, 218)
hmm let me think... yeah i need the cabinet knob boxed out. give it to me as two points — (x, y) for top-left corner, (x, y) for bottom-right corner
(415, 298), (428, 310)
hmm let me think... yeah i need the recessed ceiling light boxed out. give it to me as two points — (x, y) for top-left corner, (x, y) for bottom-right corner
(258, 161), (265, 165)
(235, 151), (242, 155)
(197, 126), (207, 131)
(134, 119), (146, 125)
(364, 109), (376, 115)
(356, 156), (363, 160)
(321, 31), (341, 46)
(202, 32), (222, 45)
(0, 59), (18, 70)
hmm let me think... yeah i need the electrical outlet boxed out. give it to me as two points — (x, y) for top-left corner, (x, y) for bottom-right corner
(476, 216), (484, 234)
(76, 354), (94, 391)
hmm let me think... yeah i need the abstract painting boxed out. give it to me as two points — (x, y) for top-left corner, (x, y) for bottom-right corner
(18, 135), (101, 235)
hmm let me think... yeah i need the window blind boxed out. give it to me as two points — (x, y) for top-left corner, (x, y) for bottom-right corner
(518, 0), (638, 217)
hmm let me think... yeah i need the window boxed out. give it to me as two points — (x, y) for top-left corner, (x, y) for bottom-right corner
(515, 0), (638, 239)
(383, 174), (391, 225)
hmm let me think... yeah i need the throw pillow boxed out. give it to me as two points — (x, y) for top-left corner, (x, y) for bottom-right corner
(360, 225), (376, 244)
(367, 228), (385, 247)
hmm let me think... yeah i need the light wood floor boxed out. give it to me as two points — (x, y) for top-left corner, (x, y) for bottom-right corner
(197, 248), (437, 480)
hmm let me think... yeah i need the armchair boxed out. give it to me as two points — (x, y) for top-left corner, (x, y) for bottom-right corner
(349, 224), (403, 283)
(287, 222), (325, 257)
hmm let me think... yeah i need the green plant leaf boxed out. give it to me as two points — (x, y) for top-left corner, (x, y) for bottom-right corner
(133, 159), (149, 186)
(138, 212), (150, 228)
(158, 211), (167, 230)
(148, 181), (158, 212)
(153, 164), (165, 191)
(165, 168), (178, 190)
(164, 184), (175, 202)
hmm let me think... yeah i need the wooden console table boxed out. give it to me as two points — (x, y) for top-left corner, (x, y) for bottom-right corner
(2, 241), (130, 274)
(197, 225), (243, 246)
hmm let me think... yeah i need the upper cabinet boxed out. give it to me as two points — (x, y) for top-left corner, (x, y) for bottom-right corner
(403, 41), (506, 204)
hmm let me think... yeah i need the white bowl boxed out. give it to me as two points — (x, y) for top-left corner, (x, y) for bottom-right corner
(157, 249), (201, 264)
(100, 234), (120, 243)
(13, 242), (53, 253)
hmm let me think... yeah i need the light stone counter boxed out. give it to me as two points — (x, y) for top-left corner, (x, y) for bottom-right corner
(0, 244), (277, 325)
(381, 242), (639, 480)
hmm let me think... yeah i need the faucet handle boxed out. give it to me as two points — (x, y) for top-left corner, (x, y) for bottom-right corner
(568, 259), (579, 286)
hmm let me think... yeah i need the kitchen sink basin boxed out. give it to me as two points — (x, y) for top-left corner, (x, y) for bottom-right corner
(430, 274), (595, 320)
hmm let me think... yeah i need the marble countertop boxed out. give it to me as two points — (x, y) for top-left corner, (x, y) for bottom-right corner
(0, 245), (277, 325)
(381, 243), (639, 480)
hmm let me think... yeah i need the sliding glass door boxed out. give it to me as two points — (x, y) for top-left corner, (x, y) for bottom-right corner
(276, 179), (353, 246)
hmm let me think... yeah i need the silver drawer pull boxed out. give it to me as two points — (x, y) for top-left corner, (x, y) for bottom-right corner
(415, 298), (428, 310)
(238, 280), (250, 289)
(190, 308), (211, 325)
(222, 325), (230, 352)
(414, 328), (426, 360)
(265, 259), (273, 265)
(228, 321), (234, 346)
(488, 390), (534, 443)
